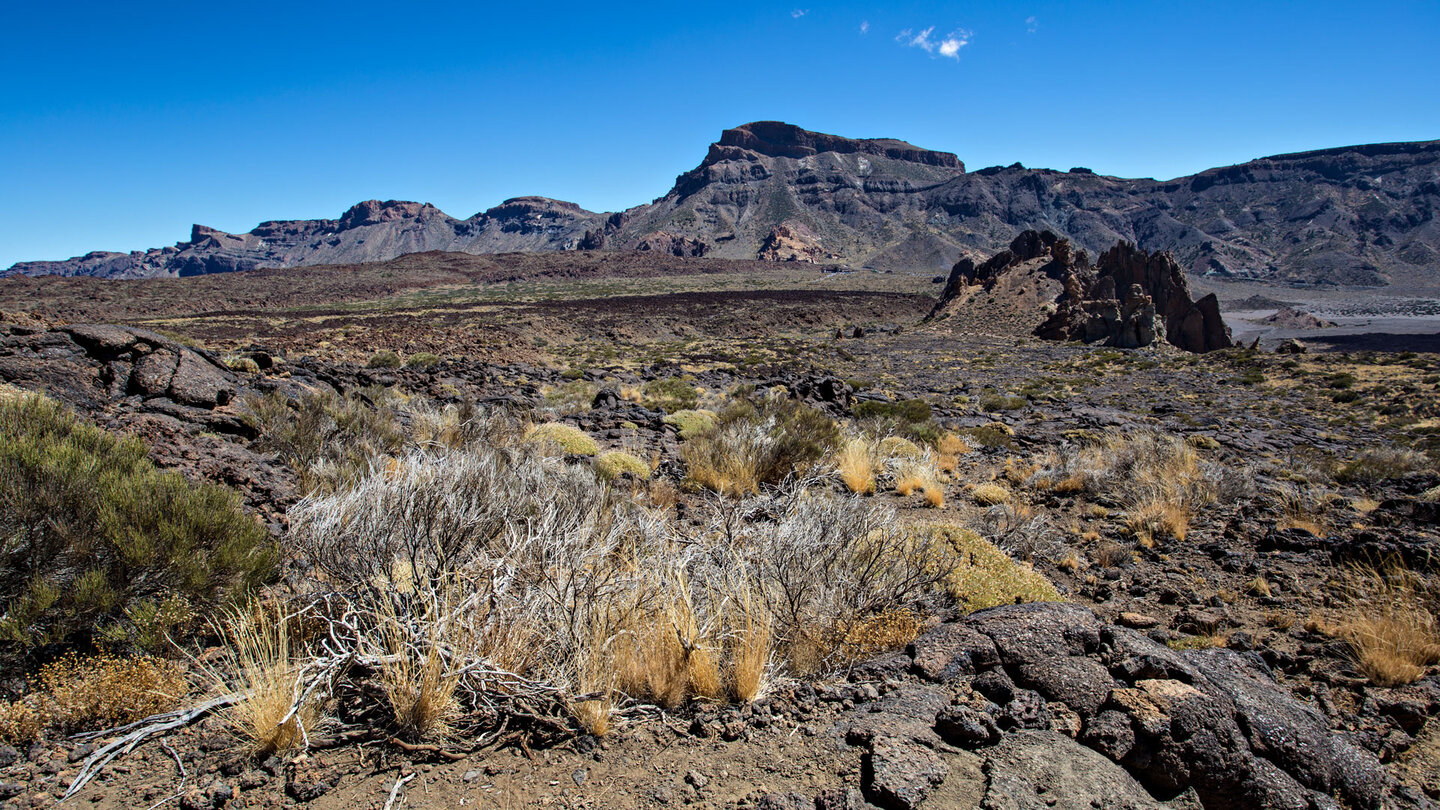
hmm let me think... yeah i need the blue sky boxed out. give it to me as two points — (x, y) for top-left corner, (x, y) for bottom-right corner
(3, 1), (1438, 268)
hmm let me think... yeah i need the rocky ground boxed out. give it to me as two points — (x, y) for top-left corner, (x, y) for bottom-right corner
(0, 252), (1437, 809)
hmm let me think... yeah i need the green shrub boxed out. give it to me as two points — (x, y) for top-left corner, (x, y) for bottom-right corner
(242, 388), (407, 493)
(854, 399), (932, 424)
(1331, 390), (1361, 403)
(663, 409), (717, 440)
(979, 392), (1027, 412)
(683, 397), (840, 495)
(642, 377), (700, 412)
(561, 368), (586, 380)
(0, 394), (275, 651)
(404, 352), (441, 369)
(961, 423), (1016, 449)
(528, 422), (599, 456)
(595, 451), (651, 481)
(367, 350), (402, 369)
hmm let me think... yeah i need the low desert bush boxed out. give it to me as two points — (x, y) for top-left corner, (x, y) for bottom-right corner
(971, 483), (1010, 506)
(913, 524), (1060, 613)
(1274, 482), (1330, 537)
(662, 409), (716, 440)
(544, 379), (598, 414)
(0, 393), (275, 651)
(853, 399), (932, 425)
(243, 388), (408, 493)
(595, 450), (651, 481)
(404, 352), (441, 369)
(367, 350), (402, 369)
(225, 355), (262, 374)
(34, 653), (187, 734)
(979, 392), (1027, 412)
(682, 397), (840, 496)
(878, 436), (923, 459)
(1336, 446), (1435, 484)
(1029, 430), (1249, 544)
(643, 378), (701, 412)
(0, 700), (40, 744)
(527, 422), (599, 456)
(290, 457), (957, 727)
(960, 423), (1015, 449)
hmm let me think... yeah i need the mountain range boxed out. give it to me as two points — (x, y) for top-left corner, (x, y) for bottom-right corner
(7, 121), (1439, 287)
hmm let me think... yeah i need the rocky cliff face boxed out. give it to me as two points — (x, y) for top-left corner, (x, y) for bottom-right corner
(932, 230), (1233, 353)
(8, 123), (1439, 286)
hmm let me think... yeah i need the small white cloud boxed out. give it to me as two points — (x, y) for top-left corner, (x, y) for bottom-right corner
(1026, 15), (1038, 33)
(791, 8), (808, 18)
(897, 25), (970, 59)
(860, 20), (869, 34)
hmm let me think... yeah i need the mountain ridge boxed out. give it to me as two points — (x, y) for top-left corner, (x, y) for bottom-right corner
(8, 121), (1439, 287)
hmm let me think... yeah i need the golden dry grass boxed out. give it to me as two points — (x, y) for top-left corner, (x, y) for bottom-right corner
(836, 438), (878, 495)
(971, 483), (1010, 506)
(728, 587), (771, 703)
(208, 602), (319, 756)
(1339, 563), (1440, 687)
(378, 596), (464, 741)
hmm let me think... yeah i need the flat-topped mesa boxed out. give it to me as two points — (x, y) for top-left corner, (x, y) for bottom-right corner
(338, 199), (444, 229)
(704, 121), (964, 170)
(480, 197), (592, 220)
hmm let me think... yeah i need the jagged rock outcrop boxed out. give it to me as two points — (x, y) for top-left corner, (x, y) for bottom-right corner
(930, 230), (1232, 352)
(632, 231), (708, 258)
(756, 223), (828, 263)
(9, 123), (1440, 286)
(1034, 238), (1233, 352)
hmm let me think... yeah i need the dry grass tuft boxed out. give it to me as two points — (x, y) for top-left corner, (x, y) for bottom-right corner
(836, 438), (878, 495)
(936, 433), (973, 457)
(378, 594), (464, 740)
(728, 586), (771, 703)
(208, 602), (319, 756)
(1126, 497), (1191, 543)
(971, 483), (1010, 506)
(1339, 563), (1440, 687)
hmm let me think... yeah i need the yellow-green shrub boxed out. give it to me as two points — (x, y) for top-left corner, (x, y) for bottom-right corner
(528, 422), (599, 456)
(595, 450), (651, 481)
(663, 409), (716, 440)
(911, 524), (1060, 613)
